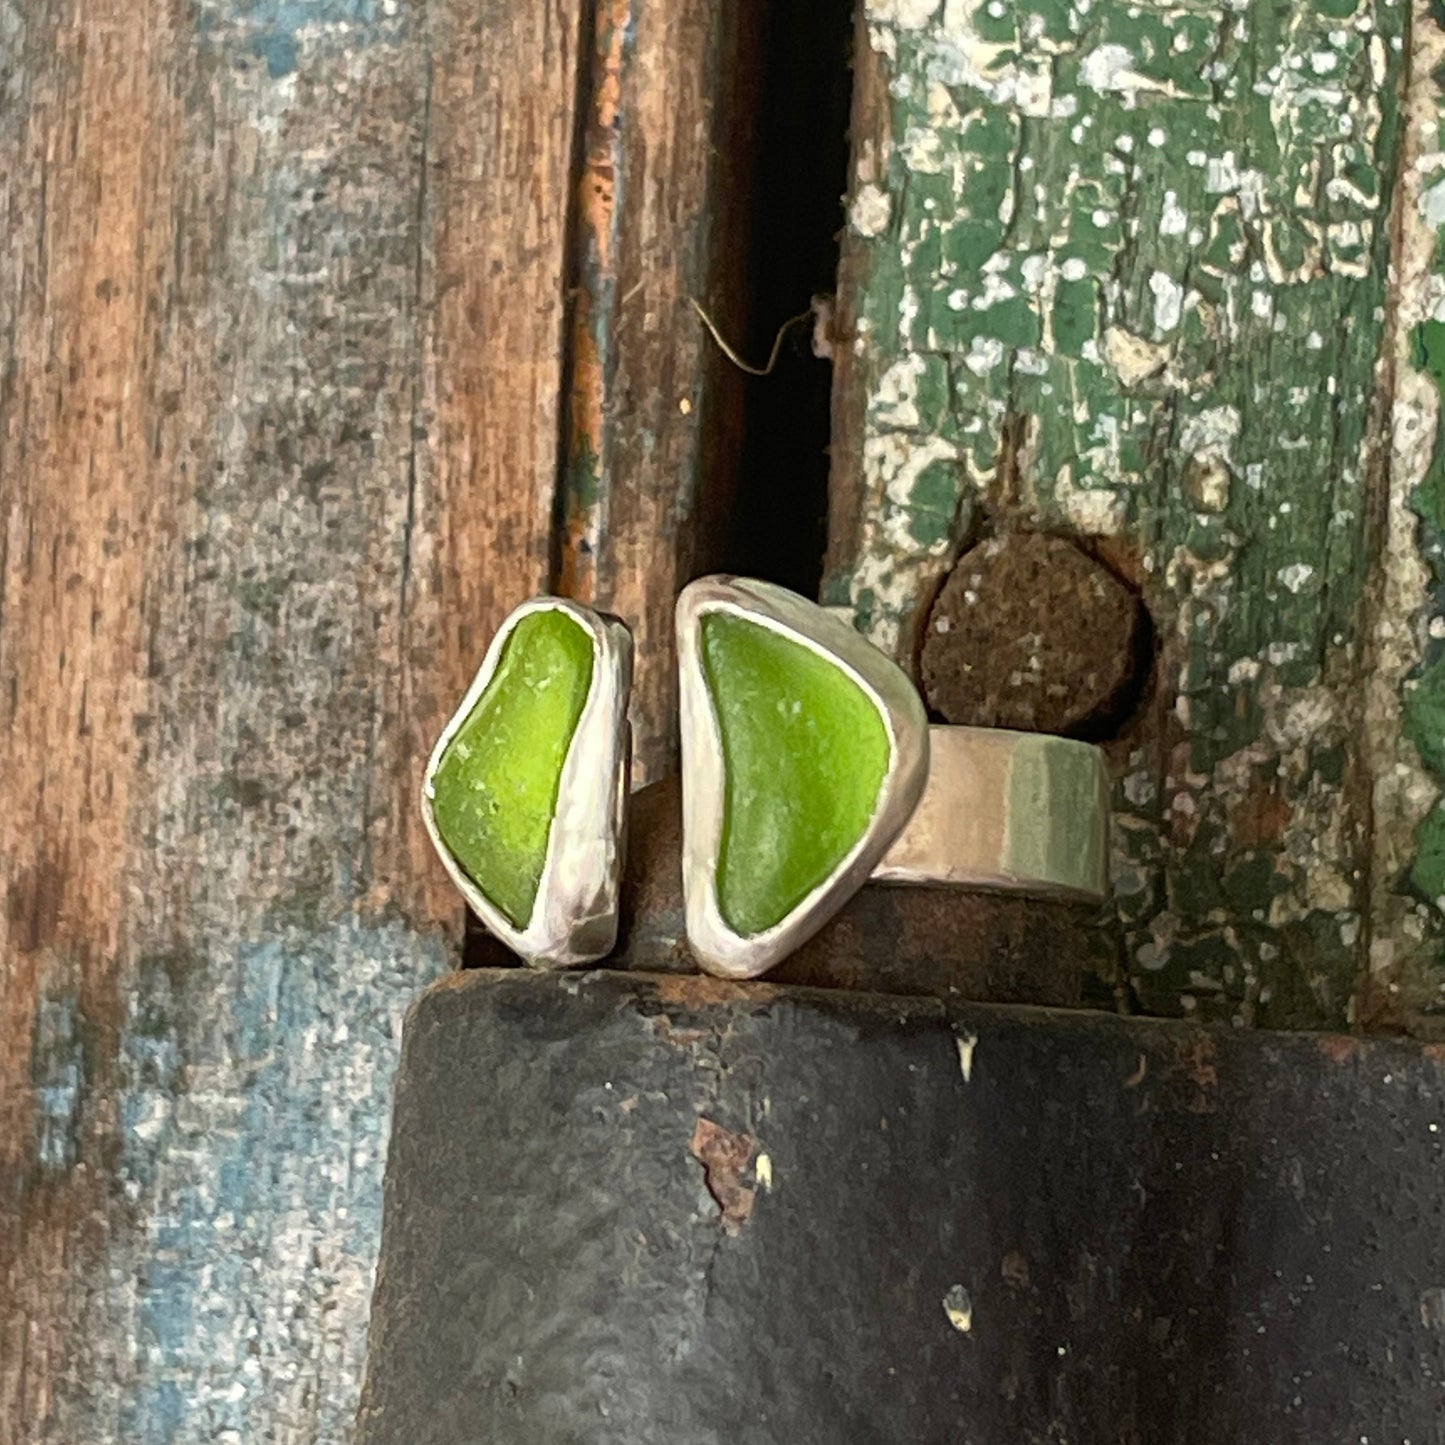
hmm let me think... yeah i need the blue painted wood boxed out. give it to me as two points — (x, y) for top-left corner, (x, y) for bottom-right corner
(105, 926), (447, 1443)
(0, 0), (579, 1437)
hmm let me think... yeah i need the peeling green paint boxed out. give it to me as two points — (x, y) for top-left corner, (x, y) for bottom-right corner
(1415, 319), (1445, 505)
(834, 0), (1423, 1027)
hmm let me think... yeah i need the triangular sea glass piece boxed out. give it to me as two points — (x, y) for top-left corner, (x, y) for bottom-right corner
(678, 577), (928, 979)
(700, 612), (891, 935)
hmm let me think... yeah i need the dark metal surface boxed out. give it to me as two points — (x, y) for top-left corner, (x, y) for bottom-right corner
(358, 969), (1445, 1444)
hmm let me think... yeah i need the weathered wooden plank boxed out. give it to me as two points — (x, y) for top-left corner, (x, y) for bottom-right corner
(1381, 2), (1445, 1025)
(0, 1), (200, 1428)
(394, 0), (580, 926)
(0, 1), (578, 1440)
(559, 0), (765, 783)
(827, 0), (1444, 1029)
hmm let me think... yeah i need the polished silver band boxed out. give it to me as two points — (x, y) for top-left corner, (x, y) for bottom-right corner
(874, 725), (1110, 903)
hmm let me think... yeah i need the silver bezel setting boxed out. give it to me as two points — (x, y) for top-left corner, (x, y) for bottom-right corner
(421, 597), (632, 968)
(677, 575), (930, 980)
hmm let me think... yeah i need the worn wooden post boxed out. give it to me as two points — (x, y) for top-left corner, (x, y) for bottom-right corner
(357, 971), (1445, 1443)
(0, 1), (760, 1438)
(826, 0), (1445, 1032)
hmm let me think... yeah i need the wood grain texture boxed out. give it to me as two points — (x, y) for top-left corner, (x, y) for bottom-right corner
(1, 1), (183, 1429)
(559, 0), (765, 783)
(826, 0), (1445, 1030)
(394, 0), (581, 927)
(0, 0), (578, 1438)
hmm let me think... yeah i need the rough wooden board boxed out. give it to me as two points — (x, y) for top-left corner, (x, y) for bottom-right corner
(0, 0), (574, 1438)
(559, 0), (764, 784)
(1381, 2), (1445, 1023)
(395, 0), (581, 925)
(827, 0), (1445, 1029)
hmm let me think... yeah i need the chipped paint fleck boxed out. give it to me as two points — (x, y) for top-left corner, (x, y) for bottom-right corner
(955, 1032), (977, 1081)
(689, 1116), (760, 1235)
(30, 993), (83, 1173)
(197, 0), (402, 82)
(852, 183), (894, 238)
(942, 1282), (974, 1333)
(1102, 326), (1167, 388)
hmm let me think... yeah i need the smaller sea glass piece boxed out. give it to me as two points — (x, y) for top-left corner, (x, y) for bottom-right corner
(422, 599), (632, 967)
(431, 609), (594, 930)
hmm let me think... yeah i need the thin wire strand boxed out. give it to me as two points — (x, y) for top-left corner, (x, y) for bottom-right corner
(688, 297), (815, 378)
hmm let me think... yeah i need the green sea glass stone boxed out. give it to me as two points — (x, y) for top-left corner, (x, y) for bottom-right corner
(700, 612), (891, 936)
(432, 610), (595, 929)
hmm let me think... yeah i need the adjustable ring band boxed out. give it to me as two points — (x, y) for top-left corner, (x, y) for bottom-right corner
(873, 725), (1110, 904)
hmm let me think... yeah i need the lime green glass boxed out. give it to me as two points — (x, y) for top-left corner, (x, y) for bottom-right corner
(432, 610), (595, 928)
(701, 612), (891, 936)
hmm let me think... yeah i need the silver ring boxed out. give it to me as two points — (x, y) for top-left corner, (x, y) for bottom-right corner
(874, 725), (1109, 903)
(677, 577), (1110, 981)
